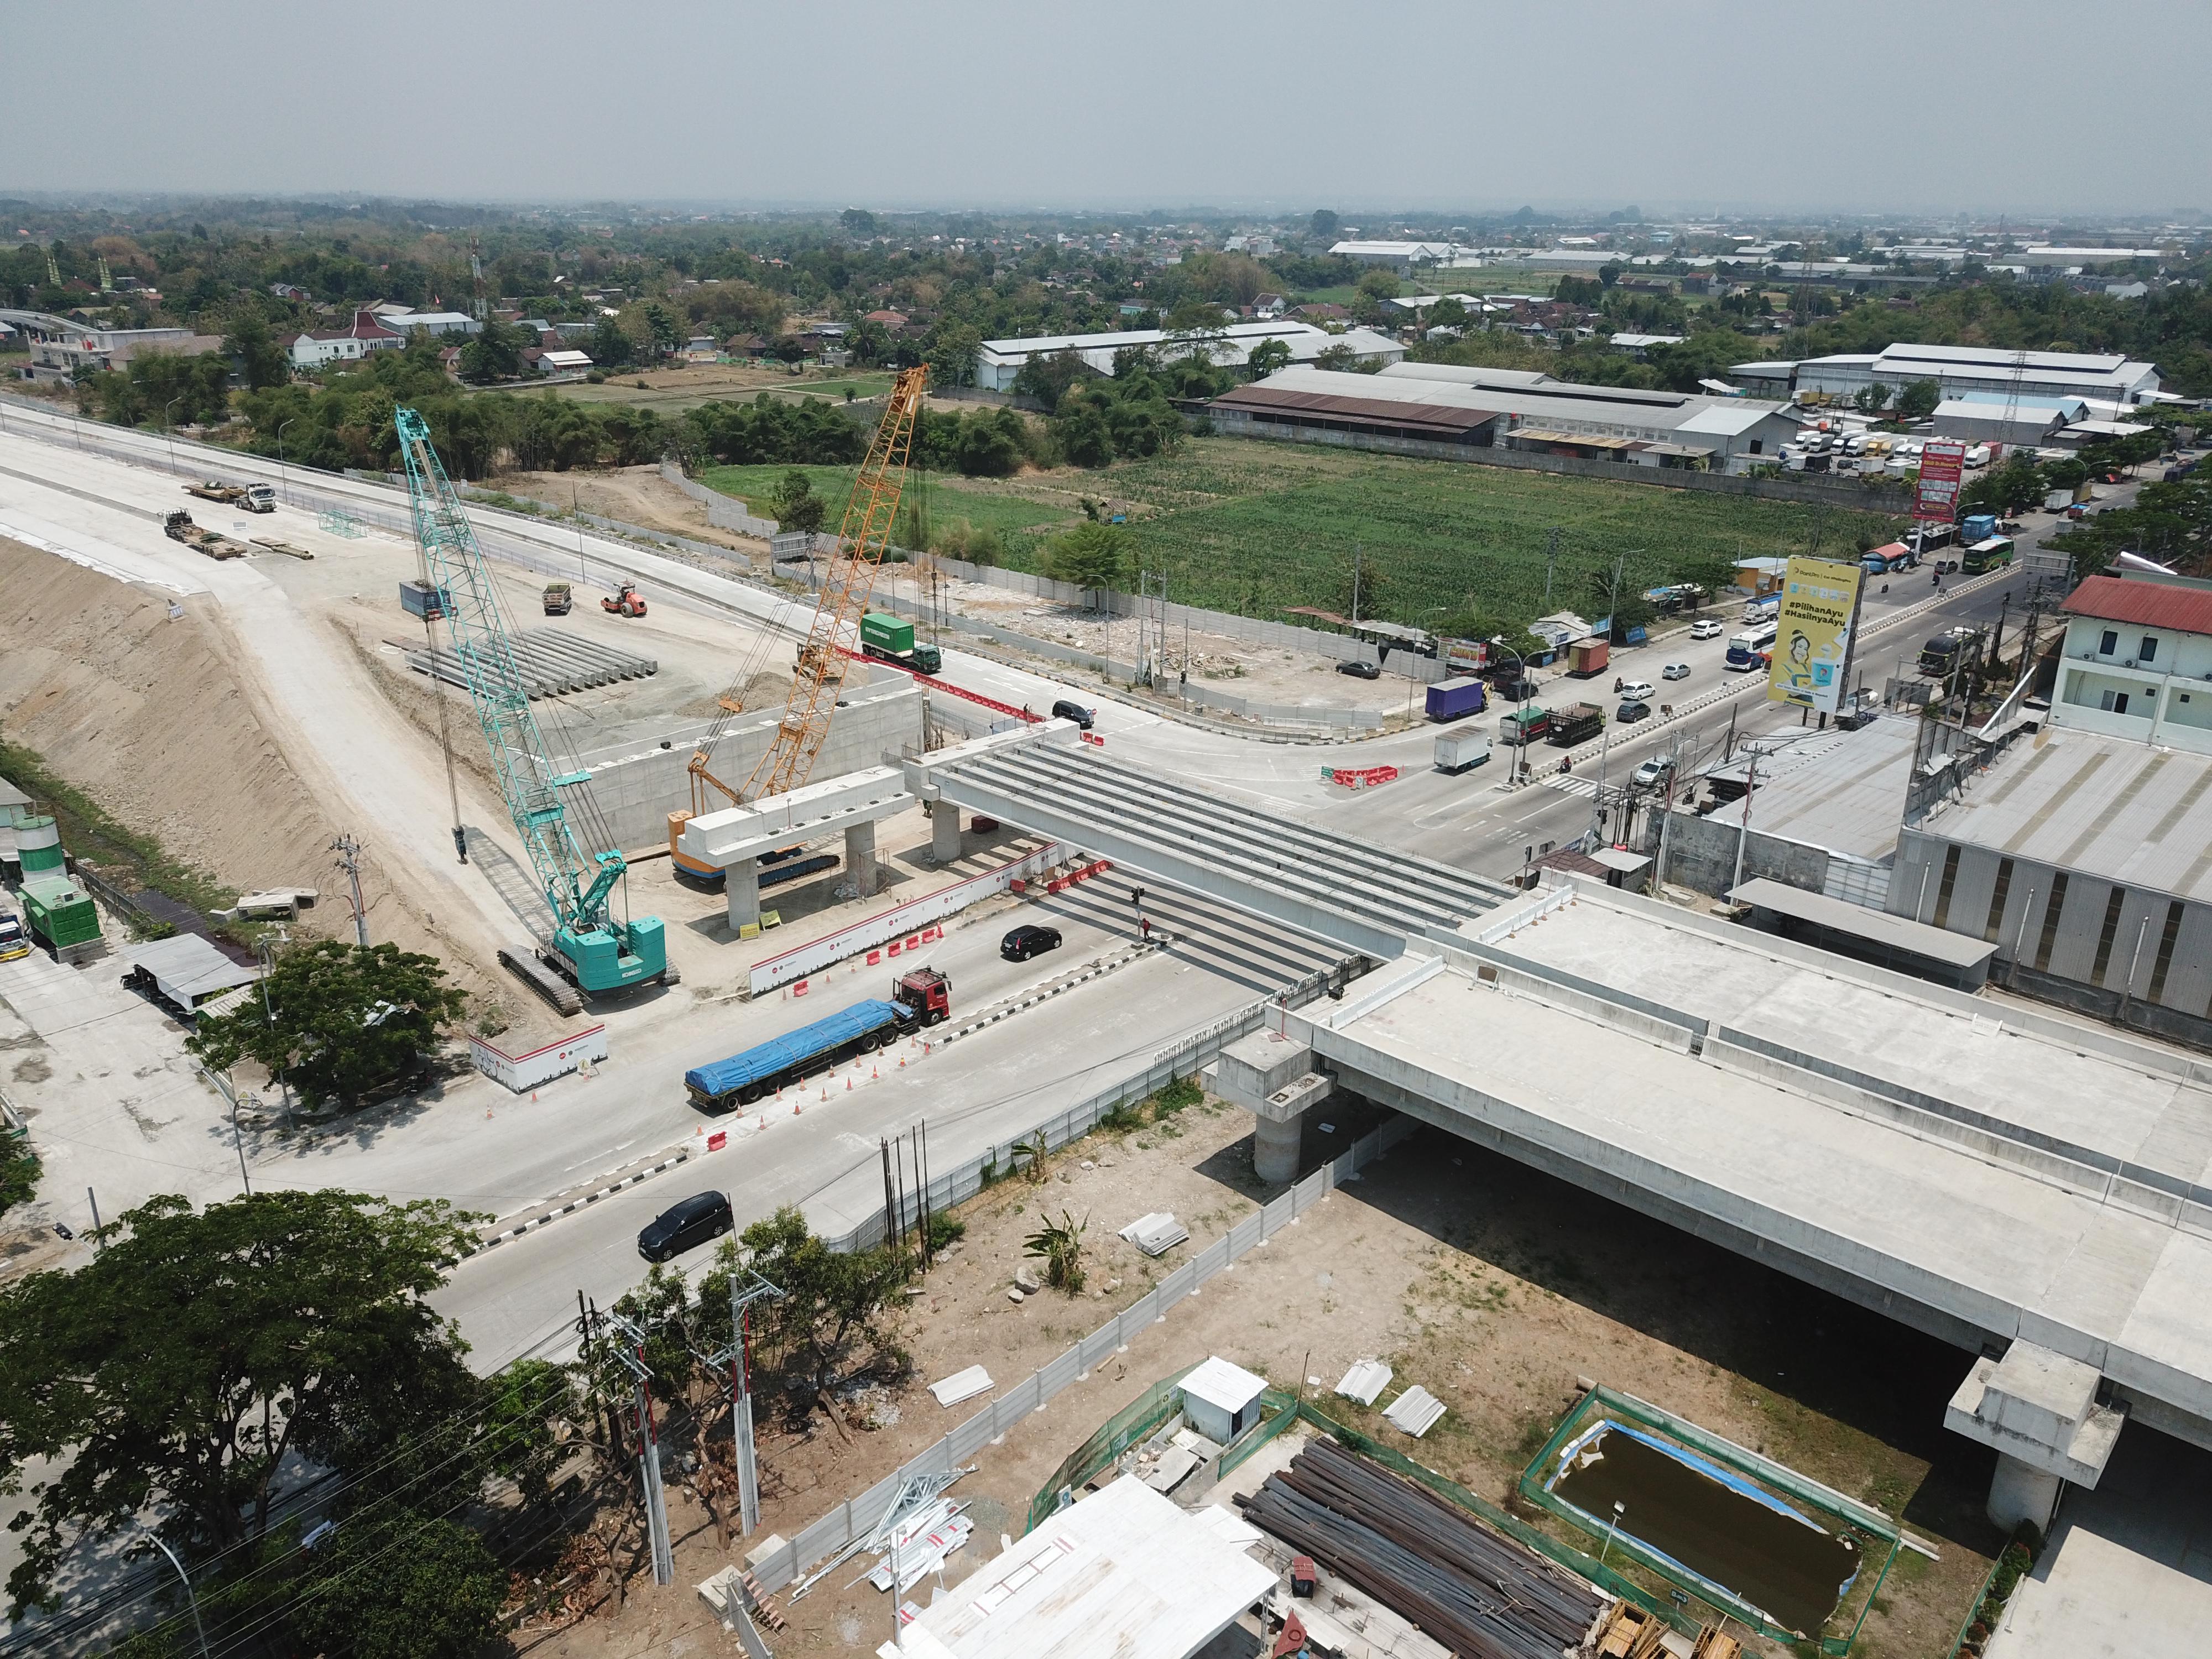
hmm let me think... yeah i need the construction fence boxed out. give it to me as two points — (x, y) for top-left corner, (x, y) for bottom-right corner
(748, 963), (1405, 1598)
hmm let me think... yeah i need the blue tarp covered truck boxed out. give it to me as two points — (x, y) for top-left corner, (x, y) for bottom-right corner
(685, 967), (951, 1110)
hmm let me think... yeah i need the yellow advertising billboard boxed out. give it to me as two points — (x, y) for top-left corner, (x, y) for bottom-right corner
(1767, 556), (1864, 714)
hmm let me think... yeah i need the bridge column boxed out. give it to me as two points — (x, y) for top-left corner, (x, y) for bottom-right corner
(845, 821), (878, 896)
(931, 803), (962, 863)
(1207, 1029), (1335, 1186)
(1944, 1340), (2126, 1533)
(725, 859), (760, 931)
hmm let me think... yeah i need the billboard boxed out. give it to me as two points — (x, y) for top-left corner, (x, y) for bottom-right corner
(1915, 439), (1968, 521)
(1443, 638), (1489, 675)
(1767, 556), (1864, 714)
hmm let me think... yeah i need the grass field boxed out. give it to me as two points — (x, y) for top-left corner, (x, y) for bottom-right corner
(694, 464), (1084, 541)
(695, 437), (1908, 627)
(530, 368), (895, 415)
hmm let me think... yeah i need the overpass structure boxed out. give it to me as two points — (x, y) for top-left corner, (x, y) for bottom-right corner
(901, 724), (2210, 1533)
(902, 725), (1516, 960)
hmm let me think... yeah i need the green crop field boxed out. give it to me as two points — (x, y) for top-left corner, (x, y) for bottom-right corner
(982, 439), (1909, 625)
(695, 464), (1084, 541)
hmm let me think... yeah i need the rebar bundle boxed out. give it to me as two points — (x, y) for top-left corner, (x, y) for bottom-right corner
(1237, 1438), (1601, 1659)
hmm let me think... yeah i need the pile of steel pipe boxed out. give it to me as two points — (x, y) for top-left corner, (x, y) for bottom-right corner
(1236, 1438), (1600, 1659)
(404, 627), (658, 699)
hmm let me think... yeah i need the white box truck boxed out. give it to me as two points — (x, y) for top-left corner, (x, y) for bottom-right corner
(1433, 728), (1492, 773)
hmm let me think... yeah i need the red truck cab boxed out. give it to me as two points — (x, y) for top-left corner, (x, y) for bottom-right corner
(894, 968), (952, 1024)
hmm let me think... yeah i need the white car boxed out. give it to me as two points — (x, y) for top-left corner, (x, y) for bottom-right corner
(1689, 619), (1723, 639)
(1662, 662), (1692, 681)
(1618, 680), (1656, 701)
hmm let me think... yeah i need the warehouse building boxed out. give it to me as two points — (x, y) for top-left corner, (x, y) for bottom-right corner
(1929, 398), (2080, 451)
(1744, 343), (2164, 408)
(1208, 362), (1803, 469)
(1889, 571), (2212, 1046)
(973, 320), (1400, 391)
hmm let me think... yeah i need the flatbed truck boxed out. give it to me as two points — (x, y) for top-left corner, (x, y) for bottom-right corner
(860, 611), (942, 675)
(185, 480), (275, 513)
(685, 968), (951, 1110)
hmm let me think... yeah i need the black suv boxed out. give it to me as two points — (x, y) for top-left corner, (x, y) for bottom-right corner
(1001, 924), (1063, 962)
(638, 1191), (734, 1262)
(1051, 700), (1095, 730)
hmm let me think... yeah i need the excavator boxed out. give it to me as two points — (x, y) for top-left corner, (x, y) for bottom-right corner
(666, 363), (928, 884)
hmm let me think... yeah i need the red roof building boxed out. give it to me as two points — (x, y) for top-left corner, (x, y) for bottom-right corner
(2061, 574), (2212, 638)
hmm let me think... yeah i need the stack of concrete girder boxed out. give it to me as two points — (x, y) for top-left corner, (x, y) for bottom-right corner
(405, 627), (658, 699)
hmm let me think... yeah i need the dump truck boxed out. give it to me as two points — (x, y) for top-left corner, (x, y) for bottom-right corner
(1433, 728), (1491, 773)
(684, 968), (951, 1110)
(1423, 676), (1486, 722)
(859, 611), (942, 675)
(543, 582), (573, 615)
(1545, 702), (1606, 747)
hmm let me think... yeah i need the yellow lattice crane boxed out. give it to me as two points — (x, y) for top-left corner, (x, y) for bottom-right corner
(665, 364), (928, 876)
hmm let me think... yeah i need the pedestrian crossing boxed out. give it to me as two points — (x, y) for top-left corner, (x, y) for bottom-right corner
(1543, 774), (1599, 798)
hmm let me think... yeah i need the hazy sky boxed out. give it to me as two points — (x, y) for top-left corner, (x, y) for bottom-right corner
(3, 0), (2204, 217)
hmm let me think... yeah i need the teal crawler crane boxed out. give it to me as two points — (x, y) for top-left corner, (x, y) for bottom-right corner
(395, 406), (671, 997)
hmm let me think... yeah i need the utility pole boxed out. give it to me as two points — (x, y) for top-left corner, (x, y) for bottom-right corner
(1730, 747), (1762, 896)
(330, 834), (369, 945)
(1350, 544), (1361, 625)
(702, 1271), (785, 1538)
(1543, 526), (1559, 605)
(599, 1308), (676, 1585)
(1652, 730), (1687, 891)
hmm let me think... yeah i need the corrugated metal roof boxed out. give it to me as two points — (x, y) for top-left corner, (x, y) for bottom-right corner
(1212, 383), (1499, 436)
(2061, 576), (2212, 637)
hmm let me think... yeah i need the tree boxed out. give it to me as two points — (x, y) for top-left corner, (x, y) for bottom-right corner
(1011, 347), (1090, 414)
(1584, 565), (1656, 641)
(735, 1208), (908, 1400)
(223, 310), (291, 392)
(292, 1508), (503, 1659)
(640, 301), (682, 361)
(838, 207), (879, 239)
(1424, 297), (1469, 334)
(186, 940), (466, 1109)
(1245, 337), (1292, 378)
(772, 468), (826, 533)
(1310, 208), (1341, 242)
(1314, 343), (1358, 372)
(846, 316), (892, 367)
(925, 321), (982, 388)
(457, 319), (526, 383)
(1023, 1211), (1087, 1293)
(1897, 378), (1942, 420)
(1044, 521), (1130, 594)
(1352, 269), (1401, 324)
(1854, 380), (1895, 414)
(590, 313), (634, 369)
(0, 1190), (483, 1614)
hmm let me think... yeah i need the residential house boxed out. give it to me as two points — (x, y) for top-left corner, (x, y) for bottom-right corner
(281, 307), (404, 371)
(541, 348), (593, 375)
(682, 336), (719, 363)
(1252, 293), (1286, 319)
(863, 309), (907, 328)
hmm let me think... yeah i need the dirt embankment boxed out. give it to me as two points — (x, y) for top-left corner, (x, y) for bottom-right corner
(489, 466), (766, 559)
(0, 539), (515, 1023)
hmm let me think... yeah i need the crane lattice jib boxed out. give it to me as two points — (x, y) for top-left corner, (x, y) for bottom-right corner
(743, 364), (928, 802)
(394, 407), (622, 933)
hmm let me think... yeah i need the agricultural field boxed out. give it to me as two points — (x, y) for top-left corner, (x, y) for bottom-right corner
(534, 366), (895, 415)
(1025, 439), (1909, 623)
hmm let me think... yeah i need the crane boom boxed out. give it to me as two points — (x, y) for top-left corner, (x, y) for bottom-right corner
(395, 406), (669, 994)
(742, 364), (928, 802)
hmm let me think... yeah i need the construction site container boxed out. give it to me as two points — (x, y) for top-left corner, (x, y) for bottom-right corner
(22, 876), (100, 949)
(1567, 638), (1611, 677)
(399, 579), (451, 619)
(1433, 729), (1491, 773)
(1424, 677), (1486, 723)
(13, 815), (65, 879)
(861, 612), (915, 656)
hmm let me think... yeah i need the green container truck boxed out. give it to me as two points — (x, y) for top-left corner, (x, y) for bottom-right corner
(859, 611), (941, 675)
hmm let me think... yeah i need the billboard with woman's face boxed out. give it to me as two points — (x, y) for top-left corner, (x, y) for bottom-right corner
(1768, 556), (1864, 714)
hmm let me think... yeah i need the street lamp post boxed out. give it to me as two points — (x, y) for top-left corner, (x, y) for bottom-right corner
(1600, 1500), (1627, 1569)
(1489, 637), (1529, 785)
(162, 396), (183, 477)
(135, 1526), (210, 1659)
(276, 418), (296, 508)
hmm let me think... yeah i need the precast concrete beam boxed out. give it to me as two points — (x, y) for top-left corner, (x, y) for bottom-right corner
(895, 718), (1078, 805)
(680, 765), (910, 871)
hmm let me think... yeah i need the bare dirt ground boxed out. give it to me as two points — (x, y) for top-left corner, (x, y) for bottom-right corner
(491, 466), (769, 561)
(0, 537), (515, 1021)
(519, 1099), (1995, 1659)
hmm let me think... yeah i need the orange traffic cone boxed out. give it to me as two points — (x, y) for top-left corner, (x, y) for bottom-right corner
(872, 1065), (879, 1079)
(846, 1076), (853, 1091)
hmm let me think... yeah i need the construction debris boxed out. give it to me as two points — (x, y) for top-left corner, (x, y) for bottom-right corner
(1236, 1438), (1602, 1659)
(1383, 1386), (1447, 1438)
(249, 538), (315, 560)
(1119, 1211), (1190, 1256)
(928, 1365), (994, 1407)
(1336, 1359), (1393, 1406)
(401, 625), (659, 699)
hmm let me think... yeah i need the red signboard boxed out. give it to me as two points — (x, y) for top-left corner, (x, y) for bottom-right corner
(1914, 440), (1968, 521)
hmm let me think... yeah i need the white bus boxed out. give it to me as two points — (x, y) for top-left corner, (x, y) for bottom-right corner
(1725, 620), (1778, 672)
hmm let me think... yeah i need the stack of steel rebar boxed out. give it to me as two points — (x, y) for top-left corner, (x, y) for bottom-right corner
(1236, 1438), (1603, 1659)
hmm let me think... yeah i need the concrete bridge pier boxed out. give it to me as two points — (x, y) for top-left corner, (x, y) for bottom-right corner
(725, 859), (760, 931)
(931, 802), (962, 863)
(1209, 1029), (1336, 1185)
(1945, 1340), (2127, 1533)
(845, 821), (878, 896)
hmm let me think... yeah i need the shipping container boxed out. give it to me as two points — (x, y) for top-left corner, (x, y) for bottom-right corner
(400, 579), (451, 619)
(1567, 638), (1611, 677)
(1423, 676), (1487, 722)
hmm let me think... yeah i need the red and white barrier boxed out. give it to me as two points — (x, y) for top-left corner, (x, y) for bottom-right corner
(1324, 764), (1400, 790)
